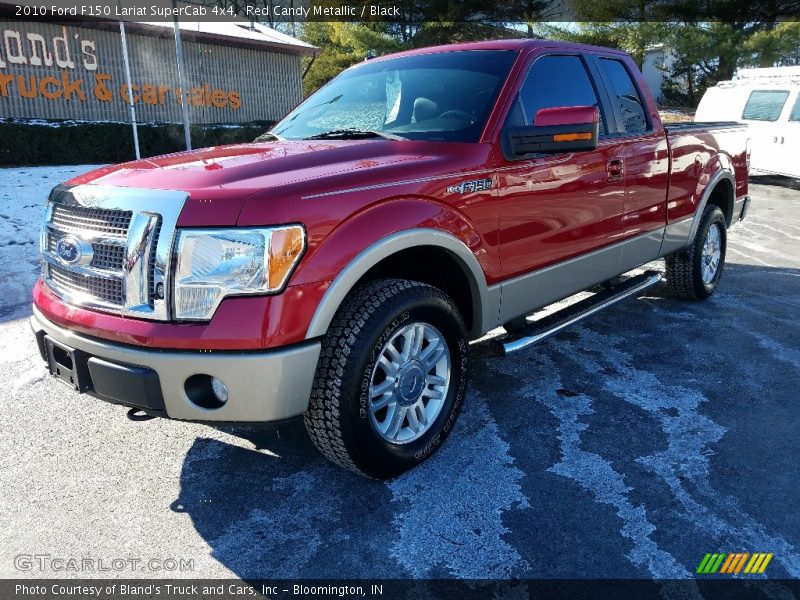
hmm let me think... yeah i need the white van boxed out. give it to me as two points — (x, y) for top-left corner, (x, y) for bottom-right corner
(695, 66), (800, 178)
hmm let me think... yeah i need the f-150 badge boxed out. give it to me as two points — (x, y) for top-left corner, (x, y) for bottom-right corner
(446, 178), (494, 194)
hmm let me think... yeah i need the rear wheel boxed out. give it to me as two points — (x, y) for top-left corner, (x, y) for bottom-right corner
(665, 205), (727, 300)
(304, 278), (469, 479)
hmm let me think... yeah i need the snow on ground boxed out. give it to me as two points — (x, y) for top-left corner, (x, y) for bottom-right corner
(0, 165), (103, 320)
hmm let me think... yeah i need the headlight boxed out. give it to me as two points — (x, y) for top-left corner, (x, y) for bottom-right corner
(173, 226), (305, 320)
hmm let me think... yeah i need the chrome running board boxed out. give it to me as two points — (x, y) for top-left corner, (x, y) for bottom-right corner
(472, 271), (663, 358)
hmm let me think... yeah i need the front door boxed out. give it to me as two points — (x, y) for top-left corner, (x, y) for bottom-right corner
(496, 53), (627, 323)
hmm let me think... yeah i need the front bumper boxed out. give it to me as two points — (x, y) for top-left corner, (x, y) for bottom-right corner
(30, 306), (321, 422)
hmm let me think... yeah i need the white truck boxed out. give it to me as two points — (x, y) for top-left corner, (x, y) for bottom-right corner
(696, 66), (800, 179)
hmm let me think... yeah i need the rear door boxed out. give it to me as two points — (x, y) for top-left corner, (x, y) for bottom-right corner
(771, 90), (800, 178)
(592, 54), (669, 266)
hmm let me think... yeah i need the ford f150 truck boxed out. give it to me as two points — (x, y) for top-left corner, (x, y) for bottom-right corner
(31, 40), (750, 479)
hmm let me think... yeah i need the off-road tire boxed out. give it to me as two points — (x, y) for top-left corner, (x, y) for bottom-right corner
(304, 278), (469, 479)
(665, 205), (727, 300)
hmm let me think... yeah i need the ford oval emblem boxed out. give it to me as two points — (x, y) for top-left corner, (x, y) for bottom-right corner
(56, 236), (83, 265)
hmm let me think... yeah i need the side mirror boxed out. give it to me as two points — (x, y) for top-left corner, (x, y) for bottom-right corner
(503, 105), (599, 160)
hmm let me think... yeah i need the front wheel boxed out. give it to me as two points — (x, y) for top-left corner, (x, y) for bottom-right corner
(665, 205), (727, 300)
(304, 279), (469, 479)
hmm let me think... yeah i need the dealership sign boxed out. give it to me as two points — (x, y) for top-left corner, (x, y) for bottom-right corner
(0, 24), (241, 110)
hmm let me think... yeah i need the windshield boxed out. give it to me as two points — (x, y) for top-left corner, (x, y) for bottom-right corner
(271, 50), (518, 142)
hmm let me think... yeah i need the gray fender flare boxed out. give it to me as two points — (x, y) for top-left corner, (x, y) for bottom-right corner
(305, 228), (498, 340)
(689, 169), (735, 240)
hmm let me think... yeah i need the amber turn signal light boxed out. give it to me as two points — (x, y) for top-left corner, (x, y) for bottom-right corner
(553, 132), (594, 142)
(268, 226), (305, 289)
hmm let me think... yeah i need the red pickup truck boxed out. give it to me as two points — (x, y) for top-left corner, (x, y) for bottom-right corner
(32, 40), (750, 478)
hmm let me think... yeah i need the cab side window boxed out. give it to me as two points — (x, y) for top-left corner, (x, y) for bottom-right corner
(744, 90), (791, 121)
(599, 58), (648, 134)
(515, 55), (605, 134)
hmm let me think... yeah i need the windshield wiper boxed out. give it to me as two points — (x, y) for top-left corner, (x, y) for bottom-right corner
(303, 129), (407, 141)
(254, 132), (281, 142)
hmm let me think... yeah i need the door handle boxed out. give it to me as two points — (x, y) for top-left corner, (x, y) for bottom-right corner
(607, 158), (624, 182)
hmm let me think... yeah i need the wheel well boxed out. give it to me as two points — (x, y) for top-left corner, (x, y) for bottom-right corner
(359, 245), (476, 332)
(707, 178), (734, 226)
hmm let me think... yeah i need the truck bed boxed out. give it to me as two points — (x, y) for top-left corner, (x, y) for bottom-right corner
(664, 120), (750, 228)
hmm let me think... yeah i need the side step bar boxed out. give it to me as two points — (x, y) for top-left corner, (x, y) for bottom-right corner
(472, 271), (663, 358)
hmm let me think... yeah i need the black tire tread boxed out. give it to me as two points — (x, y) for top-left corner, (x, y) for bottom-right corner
(665, 245), (699, 300)
(665, 205), (725, 300)
(303, 278), (460, 478)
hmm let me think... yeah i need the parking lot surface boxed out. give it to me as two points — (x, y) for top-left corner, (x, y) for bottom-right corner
(1, 168), (798, 582)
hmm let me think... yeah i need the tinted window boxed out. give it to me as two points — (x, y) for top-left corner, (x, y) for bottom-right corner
(791, 94), (800, 122)
(742, 90), (789, 121)
(516, 55), (605, 134)
(599, 58), (648, 134)
(271, 50), (517, 143)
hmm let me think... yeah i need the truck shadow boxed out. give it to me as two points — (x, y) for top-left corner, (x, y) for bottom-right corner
(169, 421), (404, 579)
(750, 174), (800, 190)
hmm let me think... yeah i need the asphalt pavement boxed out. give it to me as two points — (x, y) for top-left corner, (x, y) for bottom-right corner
(1, 176), (798, 584)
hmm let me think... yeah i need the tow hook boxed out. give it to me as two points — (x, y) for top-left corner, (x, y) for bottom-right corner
(127, 408), (156, 421)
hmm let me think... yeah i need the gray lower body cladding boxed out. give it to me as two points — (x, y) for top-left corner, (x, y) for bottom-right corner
(31, 307), (321, 422)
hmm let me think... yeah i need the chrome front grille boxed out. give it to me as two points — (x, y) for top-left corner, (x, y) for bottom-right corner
(41, 184), (186, 321)
(148, 217), (162, 303)
(51, 205), (132, 237)
(48, 263), (125, 306)
(91, 242), (127, 271)
(47, 235), (126, 272)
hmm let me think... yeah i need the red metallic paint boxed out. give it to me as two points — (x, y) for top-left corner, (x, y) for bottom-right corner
(237, 143), (502, 285)
(534, 105), (598, 127)
(39, 40), (749, 351)
(495, 138), (628, 277)
(664, 128), (747, 224)
(619, 131), (670, 238)
(34, 278), (327, 350)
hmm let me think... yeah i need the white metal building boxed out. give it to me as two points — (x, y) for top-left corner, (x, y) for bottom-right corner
(0, 15), (316, 124)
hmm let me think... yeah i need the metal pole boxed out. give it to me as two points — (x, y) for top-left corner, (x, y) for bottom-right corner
(301, 55), (316, 80)
(172, 0), (192, 150)
(118, 18), (140, 160)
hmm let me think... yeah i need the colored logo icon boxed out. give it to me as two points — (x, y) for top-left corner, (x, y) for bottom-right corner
(56, 236), (81, 264)
(697, 552), (773, 575)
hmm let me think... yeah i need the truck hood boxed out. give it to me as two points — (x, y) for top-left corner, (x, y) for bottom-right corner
(66, 140), (434, 195)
